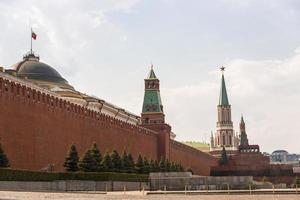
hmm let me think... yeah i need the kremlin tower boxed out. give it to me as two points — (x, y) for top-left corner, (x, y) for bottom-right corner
(239, 116), (249, 146)
(141, 66), (165, 125)
(141, 66), (172, 160)
(210, 67), (239, 152)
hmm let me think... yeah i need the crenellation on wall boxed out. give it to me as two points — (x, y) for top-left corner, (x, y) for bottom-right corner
(0, 76), (159, 140)
(0, 71), (219, 174)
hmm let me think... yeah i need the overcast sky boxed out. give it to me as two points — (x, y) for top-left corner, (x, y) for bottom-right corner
(0, 0), (300, 153)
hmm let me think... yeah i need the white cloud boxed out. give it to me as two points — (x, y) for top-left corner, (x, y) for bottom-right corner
(0, 0), (299, 154)
(161, 48), (300, 153)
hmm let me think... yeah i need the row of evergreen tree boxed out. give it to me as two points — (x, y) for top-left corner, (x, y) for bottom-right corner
(64, 143), (185, 173)
(0, 143), (9, 168)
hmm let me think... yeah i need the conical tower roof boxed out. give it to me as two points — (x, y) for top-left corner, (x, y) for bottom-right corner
(146, 65), (157, 79)
(219, 73), (229, 106)
(241, 115), (245, 124)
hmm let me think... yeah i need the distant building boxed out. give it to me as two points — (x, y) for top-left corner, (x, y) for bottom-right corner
(270, 150), (300, 166)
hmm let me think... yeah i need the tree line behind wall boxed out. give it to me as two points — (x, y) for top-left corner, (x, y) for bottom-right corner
(64, 143), (185, 174)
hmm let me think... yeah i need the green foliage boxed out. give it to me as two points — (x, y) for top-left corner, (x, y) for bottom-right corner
(165, 159), (171, 172)
(63, 144), (79, 172)
(149, 159), (156, 172)
(111, 150), (122, 172)
(78, 150), (99, 172)
(178, 164), (184, 172)
(158, 158), (166, 172)
(0, 168), (149, 182)
(143, 157), (150, 174)
(121, 151), (128, 172)
(153, 160), (160, 172)
(121, 151), (135, 173)
(127, 153), (135, 173)
(66, 144), (186, 174)
(170, 162), (177, 172)
(135, 154), (144, 173)
(101, 152), (112, 171)
(219, 146), (228, 166)
(90, 143), (102, 171)
(0, 143), (9, 168)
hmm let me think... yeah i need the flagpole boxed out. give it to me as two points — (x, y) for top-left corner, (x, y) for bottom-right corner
(30, 28), (32, 54)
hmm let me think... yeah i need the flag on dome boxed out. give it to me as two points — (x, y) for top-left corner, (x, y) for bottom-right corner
(31, 30), (37, 40)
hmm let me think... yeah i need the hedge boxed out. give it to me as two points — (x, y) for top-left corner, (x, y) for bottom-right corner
(0, 168), (149, 182)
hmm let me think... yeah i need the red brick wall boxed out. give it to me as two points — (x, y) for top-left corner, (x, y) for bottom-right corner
(0, 77), (217, 175)
(0, 78), (159, 171)
(170, 140), (218, 175)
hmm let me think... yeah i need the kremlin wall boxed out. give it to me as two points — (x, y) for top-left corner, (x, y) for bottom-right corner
(0, 51), (218, 175)
(0, 50), (296, 181)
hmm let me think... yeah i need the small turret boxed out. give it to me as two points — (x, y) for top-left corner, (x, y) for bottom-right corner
(239, 115), (249, 146)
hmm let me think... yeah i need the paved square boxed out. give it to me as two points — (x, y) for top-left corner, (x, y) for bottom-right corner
(0, 191), (299, 200)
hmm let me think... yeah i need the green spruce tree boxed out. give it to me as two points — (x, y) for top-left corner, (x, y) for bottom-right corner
(174, 163), (180, 172)
(149, 159), (155, 172)
(165, 159), (171, 172)
(158, 158), (166, 172)
(90, 143), (102, 171)
(78, 149), (98, 172)
(63, 144), (79, 172)
(154, 160), (160, 172)
(179, 164), (184, 172)
(111, 150), (122, 172)
(0, 143), (9, 168)
(219, 146), (228, 165)
(135, 154), (144, 173)
(127, 153), (135, 173)
(170, 162), (177, 172)
(101, 152), (112, 172)
(143, 157), (150, 174)
(121, 151), (129, 172)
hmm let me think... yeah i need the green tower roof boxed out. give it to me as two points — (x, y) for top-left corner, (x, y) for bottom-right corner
(146, 66), (157, 79)
(219, 73), (229, 106)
